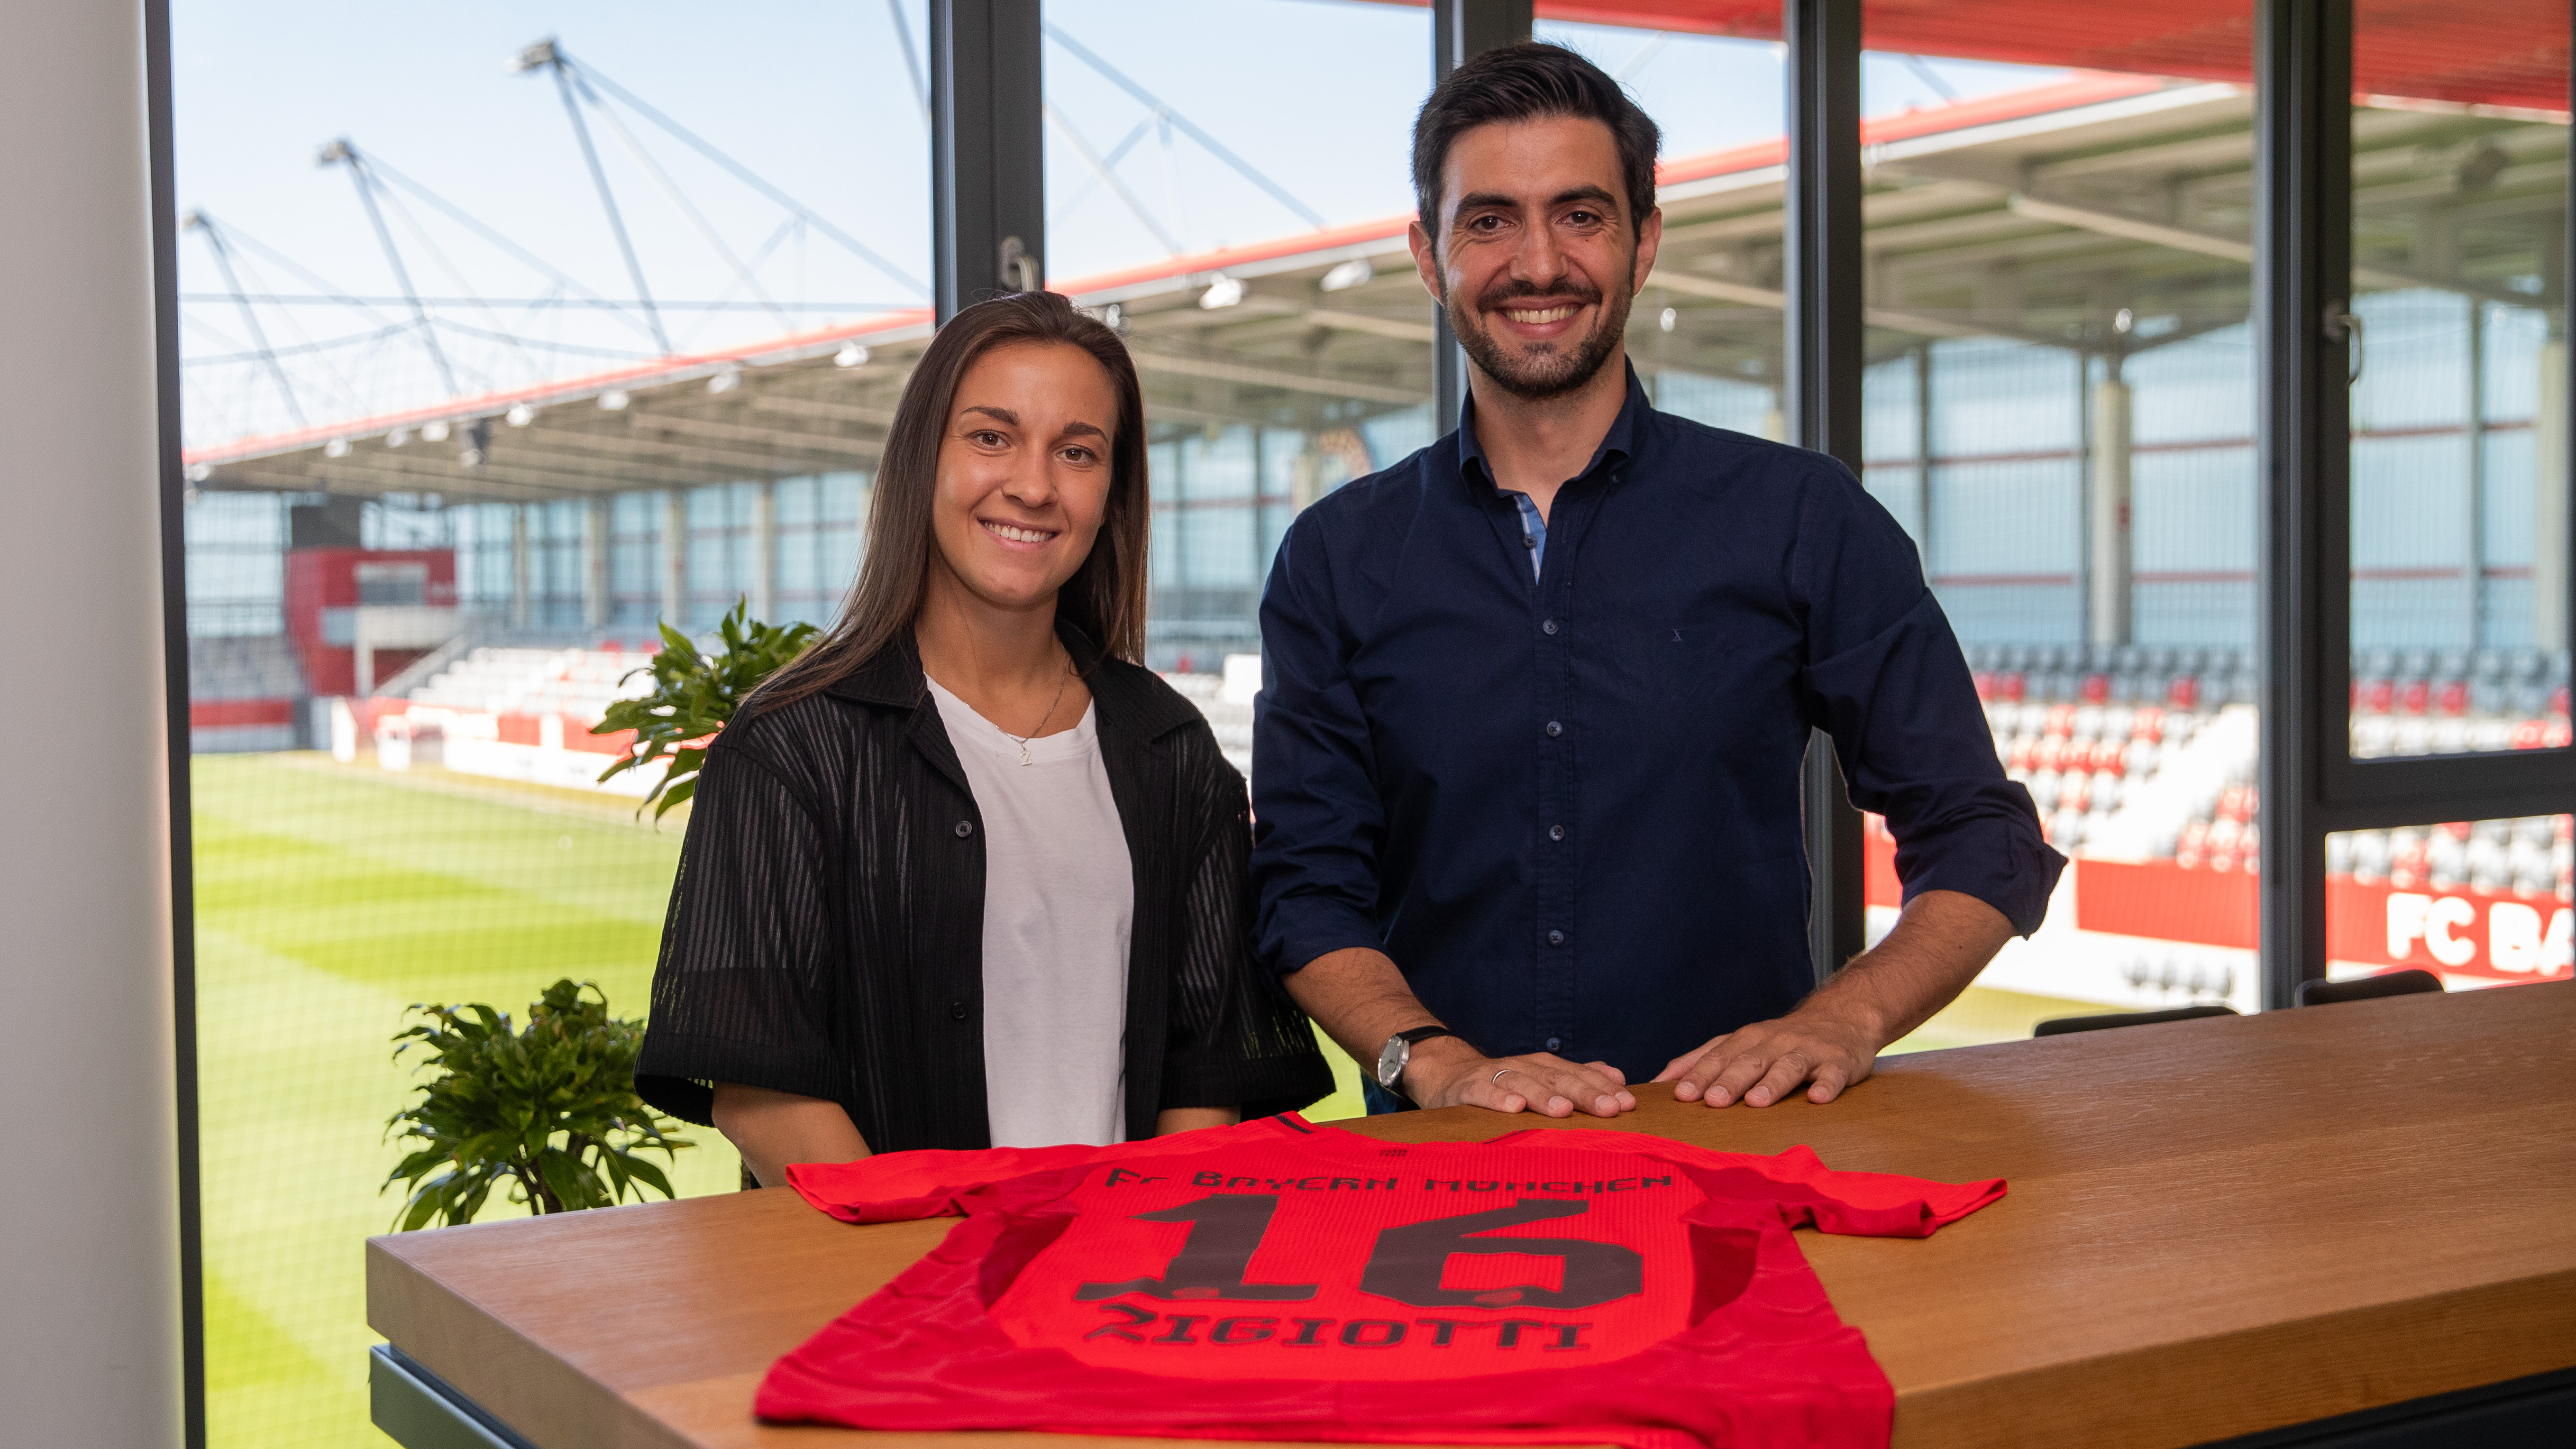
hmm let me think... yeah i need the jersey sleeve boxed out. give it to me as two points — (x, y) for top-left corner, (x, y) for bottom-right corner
(1525, 1130), (2005, 1239)
(784, 1143), (1095, 1223)
(1761, 1144), (2005, 1235)
(1657, 1140), (2005, 1237)
(783, 1113), (1320, 1223)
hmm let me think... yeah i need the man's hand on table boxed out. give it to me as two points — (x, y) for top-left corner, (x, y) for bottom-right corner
(1654, 889), (2017, 1107)
(1404, 1034), (1637, 1118)
(1653, 1003), (1885, 1107)
(1287, 946), (1635, 1120)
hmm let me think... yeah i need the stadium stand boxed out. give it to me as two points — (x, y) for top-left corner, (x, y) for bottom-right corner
(1951, 641), (2575, 900)
(1839, 641), (2576, 1004)
(359, 636), (2570, 999)
(1156, 655), (1258, 777)
(377, 643), (663, 794)
(375, 643), (1265, 793)
(188, 634), (307, 753)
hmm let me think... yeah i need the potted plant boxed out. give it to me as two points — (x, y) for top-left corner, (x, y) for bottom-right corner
(593, 599), (818, 821)
(382, 978), (689, 1229)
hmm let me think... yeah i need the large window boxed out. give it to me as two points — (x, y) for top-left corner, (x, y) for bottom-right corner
(2344, 4), (2569, 757)
(2317, 0), (2574, 995)
(1043, 0), (1436, 672)
(172, 4), (928, 1444)
(1844, 4), (2264, 1041)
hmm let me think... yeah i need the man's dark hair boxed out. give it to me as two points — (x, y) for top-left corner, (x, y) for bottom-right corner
(1410, 41), (1661, 234)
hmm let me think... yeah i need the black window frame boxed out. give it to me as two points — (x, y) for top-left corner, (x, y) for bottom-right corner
(2257, 0), (2576, 1005)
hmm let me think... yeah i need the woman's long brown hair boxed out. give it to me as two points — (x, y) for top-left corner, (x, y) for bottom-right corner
(751, 290), (1149, 715)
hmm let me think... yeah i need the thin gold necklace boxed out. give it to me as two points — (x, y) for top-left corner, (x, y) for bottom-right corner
(998, 652), (1074, 766)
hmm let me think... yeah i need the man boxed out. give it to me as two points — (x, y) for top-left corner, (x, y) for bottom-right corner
(1250, 43), (2062, 1121)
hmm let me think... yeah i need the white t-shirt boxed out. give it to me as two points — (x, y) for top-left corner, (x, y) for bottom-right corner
(925, 676), (1135, 1148)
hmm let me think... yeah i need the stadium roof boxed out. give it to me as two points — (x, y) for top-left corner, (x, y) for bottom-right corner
(188, 63), (2568, 503)
(1374, 0), (2571, 117)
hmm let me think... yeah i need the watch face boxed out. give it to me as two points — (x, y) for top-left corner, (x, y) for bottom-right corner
(1375, 1035), (1407, 1090)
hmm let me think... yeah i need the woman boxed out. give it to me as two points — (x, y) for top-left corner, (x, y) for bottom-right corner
(636, 290), (1330, 1186)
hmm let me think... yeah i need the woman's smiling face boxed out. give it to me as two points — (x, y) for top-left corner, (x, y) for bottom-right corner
(928, 341), (1122, 616)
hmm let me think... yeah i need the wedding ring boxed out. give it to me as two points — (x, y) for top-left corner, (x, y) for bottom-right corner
(1492, 1068), (1513, 1086)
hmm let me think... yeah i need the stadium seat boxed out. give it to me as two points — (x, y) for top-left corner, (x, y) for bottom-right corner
(2295, 969), (2443, 1007)
(2032, 1004), (2240, 1037)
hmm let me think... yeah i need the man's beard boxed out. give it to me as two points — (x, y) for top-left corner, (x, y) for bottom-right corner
(1441, 262), (1634, 401)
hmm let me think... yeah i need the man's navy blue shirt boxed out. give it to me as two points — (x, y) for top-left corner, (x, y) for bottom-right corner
(1250, 366), (2062, 1082)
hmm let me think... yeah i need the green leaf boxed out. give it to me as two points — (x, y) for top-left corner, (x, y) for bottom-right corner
(379, 978), (692, 1229)
(617, 1153), (675, 1199)
(651, 776), (696, 820)
(588, 605), (818, 820)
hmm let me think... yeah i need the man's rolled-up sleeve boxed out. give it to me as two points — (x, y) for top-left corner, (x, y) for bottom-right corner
(1250, 511), (1389, 974)
(1789, 467), (2065, 936)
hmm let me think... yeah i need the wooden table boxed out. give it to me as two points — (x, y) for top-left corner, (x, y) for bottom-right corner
(368, 982), (2576, 1449)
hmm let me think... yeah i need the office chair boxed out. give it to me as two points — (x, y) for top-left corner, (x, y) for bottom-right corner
(2295, 968), (2443, 1007)
(2033, 1004), (2239, 1037)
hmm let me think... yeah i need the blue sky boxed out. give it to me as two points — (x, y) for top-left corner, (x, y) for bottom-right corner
(172, 0), (2056, 441)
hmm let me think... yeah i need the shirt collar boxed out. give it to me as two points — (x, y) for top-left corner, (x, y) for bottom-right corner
(1454, 358), (1649, 496)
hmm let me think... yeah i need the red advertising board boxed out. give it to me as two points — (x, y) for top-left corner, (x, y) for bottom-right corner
(2321, 876), (2572, 983)
(1868, 819), (2569, 986)
(2073, 859), (2568, 985)
(2074, 859), (2258, 951)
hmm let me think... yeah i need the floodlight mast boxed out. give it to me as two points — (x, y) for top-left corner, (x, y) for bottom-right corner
(510, 38), (673, 356)
(351, 148), (662, 345)
(317, 138), (460, 396)
(1044, 105), (1181, 255)
(182, 209), (307, 428)
(561, 64), (790, 332)
(554, 45), (930, 297)
(1040, 21), (1327, 231)
(886, 0), (930, 125)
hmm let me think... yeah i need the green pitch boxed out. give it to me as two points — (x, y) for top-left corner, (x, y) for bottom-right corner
(195, 752), (740, 1448)
(193, 750), (1364, 1449)
(190, 749), (2059, 1448)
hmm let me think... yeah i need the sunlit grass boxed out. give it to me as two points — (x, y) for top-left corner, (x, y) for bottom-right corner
(195, 752), (735, 1449)
(1884, 984), (2120, 1054)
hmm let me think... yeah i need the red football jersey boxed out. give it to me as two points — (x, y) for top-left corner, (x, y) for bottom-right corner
(765, 1115), (2004, 1449)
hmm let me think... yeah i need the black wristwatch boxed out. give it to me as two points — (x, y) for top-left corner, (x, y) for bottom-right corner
(1375, 1025), (1458, 1096)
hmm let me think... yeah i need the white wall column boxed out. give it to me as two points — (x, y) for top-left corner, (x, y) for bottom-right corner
(661, 489), (688, 627)
(1914, 345), (1935, 572)
(1249, 428), (1268, 585)
(509, 502), (532, 631)
(2535, 337), (2566, 651)
(0, 3), (181, 1444)
(751, 481), (777, 622)
(2088, 364), (2134, 648)
(583, 497), (610, 630)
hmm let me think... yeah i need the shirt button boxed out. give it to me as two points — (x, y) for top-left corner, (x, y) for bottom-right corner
(1547, 930), (1565, 947)
(954, 820), (974, 838)
(1546, 1037), (1561, 1052)
(949, 1002), (969, 1021)
(1548, 824), (1565, 841)
(1542, 619), (1559, 635)
(1522, 535), (1537, 549)
(1545, 720), (1563, 738)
